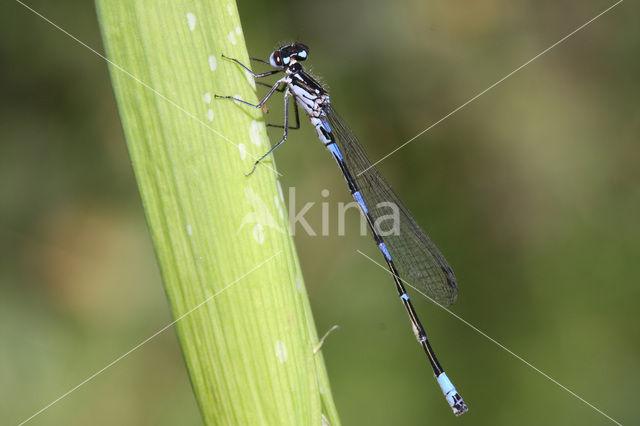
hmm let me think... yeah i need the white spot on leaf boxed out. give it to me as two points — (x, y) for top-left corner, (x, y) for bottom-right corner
(235, 26), (242, 35)
(238, 143), (247, 160)
(228, 31), (237, 45)
(245, 70), (256, 89)
(249, 120), (264, 146)
(208, 55), (217, 71)
(227, 4), (233, 15)
(253, 223), (265, 244)
(274, 195), (284, 219)
(206, 109), (214, 122)
(275, 340), (288, 363)
(187, 224), (193, 236)
(203, 92), (211, 103)
(276, 180), (285, 202)
(186, 13), (196, 31)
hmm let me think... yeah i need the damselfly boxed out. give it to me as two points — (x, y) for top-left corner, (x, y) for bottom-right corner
(215, 43), (468, 416)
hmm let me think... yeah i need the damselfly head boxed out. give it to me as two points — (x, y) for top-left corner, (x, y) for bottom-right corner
(269, 42), (309, 69)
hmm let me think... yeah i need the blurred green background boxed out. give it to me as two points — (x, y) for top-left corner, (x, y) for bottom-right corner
(1, 0), (638, 425)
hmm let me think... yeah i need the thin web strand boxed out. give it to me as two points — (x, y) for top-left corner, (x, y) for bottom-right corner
(17, 251), (282, 426)
(14, 0), (282, 177)
(359, 0), (623, 175)
(357, 250), (623, 426)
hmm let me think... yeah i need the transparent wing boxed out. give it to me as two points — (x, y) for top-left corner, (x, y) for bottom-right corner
(325, 104), (458, 306)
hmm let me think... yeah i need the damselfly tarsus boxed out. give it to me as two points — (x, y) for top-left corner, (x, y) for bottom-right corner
(215, 43), (468, 416)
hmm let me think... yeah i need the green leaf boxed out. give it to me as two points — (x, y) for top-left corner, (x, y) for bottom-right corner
(95, 1), (339, 424)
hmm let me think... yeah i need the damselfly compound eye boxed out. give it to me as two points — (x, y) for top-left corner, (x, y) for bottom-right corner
(269, 51), (283, 68)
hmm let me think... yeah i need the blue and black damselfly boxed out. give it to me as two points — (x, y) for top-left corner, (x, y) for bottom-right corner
(215, 43), (468, 416)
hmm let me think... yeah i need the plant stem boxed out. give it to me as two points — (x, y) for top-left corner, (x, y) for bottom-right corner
(95, 1), (339, 424)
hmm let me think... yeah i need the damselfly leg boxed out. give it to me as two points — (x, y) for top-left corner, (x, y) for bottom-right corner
(221, 54), (281, 78)
(215, 55), (295, 175)
(250, 57), (271, 65)
(244, 90), (292, 176)
(255, 81), (301, 130)
(256, 81), (286, 92)
(214, 78), (285, 109)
